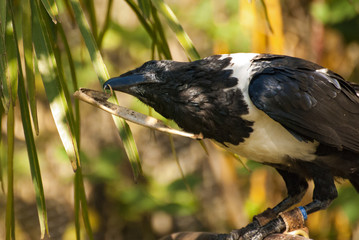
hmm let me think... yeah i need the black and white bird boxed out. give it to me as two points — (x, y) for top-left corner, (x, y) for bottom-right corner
(103, 53), (359, 240)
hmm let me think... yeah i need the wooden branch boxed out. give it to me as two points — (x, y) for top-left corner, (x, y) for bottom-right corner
(159, 232), (312, 240)
(73, 88), (203, 140)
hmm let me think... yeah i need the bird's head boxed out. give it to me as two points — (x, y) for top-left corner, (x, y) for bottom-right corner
(104, 59), (186, 118)
(103, 55), (253, 144)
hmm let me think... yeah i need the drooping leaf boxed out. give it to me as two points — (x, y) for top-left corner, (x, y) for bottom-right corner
(83, 0), (98, 38)
(31, 0), (80, 170)
(9, 0), (49, 237)
(40, 0), (59, 23)
(4, 4), (16, 238)
(5, 101), (15, 240)
(150, 4), (172, 59)
(74, 171), (81, 240)
(76, 168), (94, 240)
(97, 0), (113, 48)
(57, 22), (80, 141)
(23, 0), (39, 135)
(0, 1), (8, 112)
(18, 64), (49, 239)
(69, 0), (143, 180)
(0, 104), (4, 193)
(138, 0), (151, 19)
(151, 0), (200, 61)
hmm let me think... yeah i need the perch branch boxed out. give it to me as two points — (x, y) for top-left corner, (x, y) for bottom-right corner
(73, 88), (203, 139)
(159, 232), (311, 240)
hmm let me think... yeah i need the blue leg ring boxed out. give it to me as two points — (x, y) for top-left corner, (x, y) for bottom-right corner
(298, 206), (308, 221)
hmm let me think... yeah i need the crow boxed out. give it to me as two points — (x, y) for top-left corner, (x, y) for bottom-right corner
(103, 53), (359, 240)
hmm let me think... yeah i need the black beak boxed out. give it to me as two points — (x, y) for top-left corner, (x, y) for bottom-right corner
(103, 74), (146, 91)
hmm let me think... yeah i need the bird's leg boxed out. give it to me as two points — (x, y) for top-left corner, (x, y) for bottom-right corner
(228, 167), (338, 240)
(303, 174), (338, 214)
(228, 169), (308, 239)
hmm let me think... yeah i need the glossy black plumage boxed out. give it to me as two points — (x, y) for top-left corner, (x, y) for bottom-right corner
(249, 54), (359, 152)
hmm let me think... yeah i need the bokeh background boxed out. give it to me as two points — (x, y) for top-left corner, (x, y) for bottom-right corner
(1, 0), (359, 239)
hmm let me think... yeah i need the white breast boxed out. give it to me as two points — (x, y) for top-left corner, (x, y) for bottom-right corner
(219, 53), (319, 164)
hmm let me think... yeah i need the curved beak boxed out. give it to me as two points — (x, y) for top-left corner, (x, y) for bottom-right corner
(103, 74), (146, 91)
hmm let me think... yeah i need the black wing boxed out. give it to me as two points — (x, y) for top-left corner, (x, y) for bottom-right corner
(248, 54), (359, 153)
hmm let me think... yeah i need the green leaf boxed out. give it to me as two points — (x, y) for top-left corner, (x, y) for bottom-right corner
(150, 4), (172, 59)
(69, 0), (143, 180)
(74, 171), (81, 240)
(4, 4), (16, 238)
(57, 22), (80, 141)
(114, 115), (143, 180)
(5, 101), (15, 240)
(18, 64), (49, 240)
(124, 0), (171, 59)
(8, 0), (49, 237)
(97, 0), (113, 48)
(4, 5), (17, 104)
(138, 0), (151, 19)
(151, 0), (200, 61)
(40, 0), (59, 23)
(22, 0), (39, 135)
(0, 104), (4, 194)
(83, 0), (98, 38)
(31, 0), (80, 170)
(0, 7), (9, 112)
(0, 0), (5, 35)
(76, 168), (94, 240)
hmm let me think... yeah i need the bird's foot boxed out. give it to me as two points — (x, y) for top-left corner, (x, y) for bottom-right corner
(226, 207), (308, 240)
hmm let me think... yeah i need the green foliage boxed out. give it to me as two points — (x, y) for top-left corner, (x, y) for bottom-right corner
(1, 0), (200, 238)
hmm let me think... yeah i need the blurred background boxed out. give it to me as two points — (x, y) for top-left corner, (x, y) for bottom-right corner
(1, 0), (359, 239)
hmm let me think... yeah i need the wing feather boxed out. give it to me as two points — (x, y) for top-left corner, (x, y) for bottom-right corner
(248, 54), (359, 153)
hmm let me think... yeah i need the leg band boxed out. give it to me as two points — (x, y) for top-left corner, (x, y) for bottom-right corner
(278, 207), (306, 233)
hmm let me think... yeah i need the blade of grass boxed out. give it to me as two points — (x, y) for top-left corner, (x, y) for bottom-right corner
(0, 0), (5, 34)
(169, 134), (192, 194)
(0, 104), (4, 193)
(125, 0), (154, 39)
(150, 3), (172, 59)
(74, 171), (81, 240)
(57, 22), (80, 141)
(126, 0), (168, 59)
(0, 0), (8, 112)
(40, 0), (59, 23)
(4, 5), (17, 238)
(138, 0), (151, 19)
(31, 0), (80, 170)
(49, 19), (80, 155)
(8, 0), (49, 237)
(5, 101), (15, 240)
(69, 0), (143, 180)
(97, 0), (113, 49)
(23, 0), (39, 135)
(0, 27), (8, 112)
(83, 0), (98, 38)
(150, 0), (200, 61)
(125, 0), (172, 59)
(4, 5), (17, 105)
(76, 168), (94, 240)
(18, 64), (49, 239)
